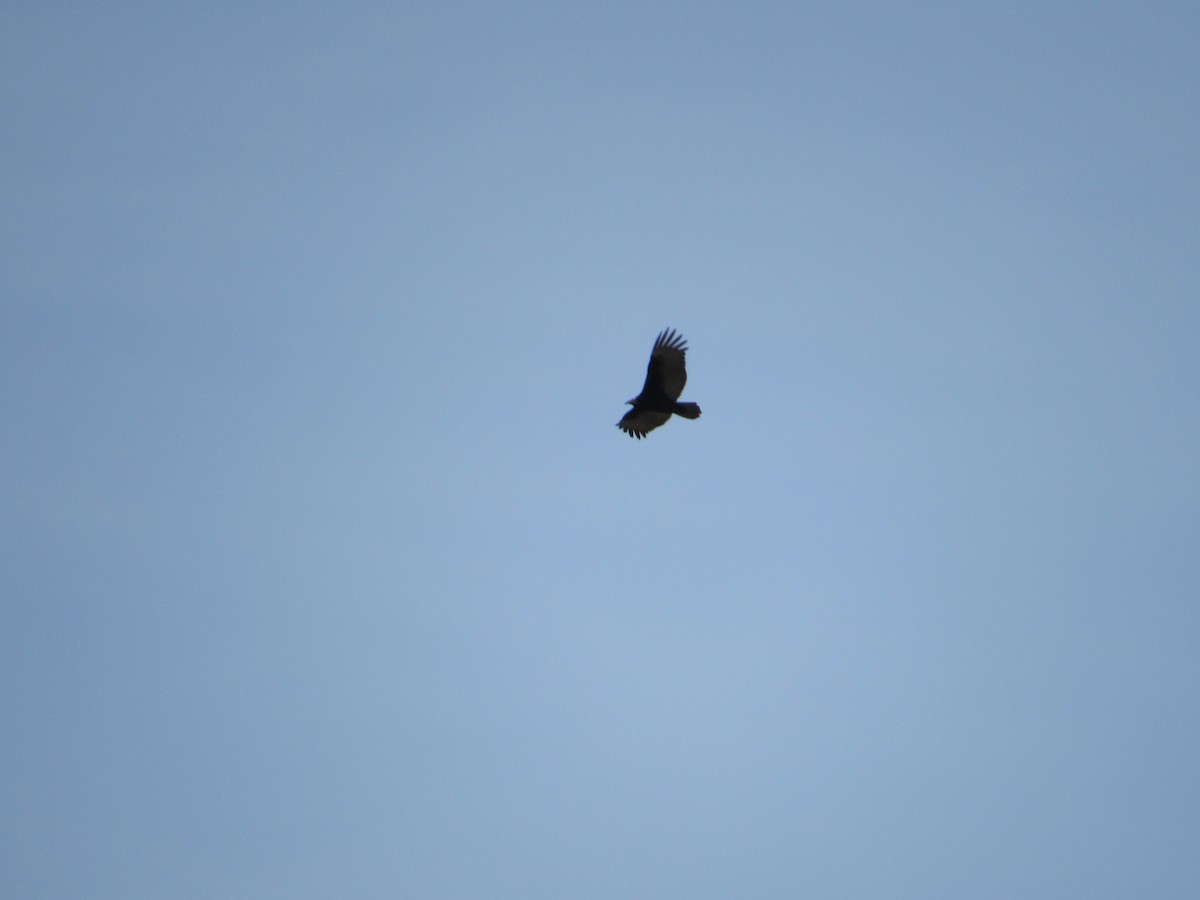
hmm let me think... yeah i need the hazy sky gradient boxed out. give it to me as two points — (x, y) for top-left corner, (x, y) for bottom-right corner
(3, 3), (1198, 897)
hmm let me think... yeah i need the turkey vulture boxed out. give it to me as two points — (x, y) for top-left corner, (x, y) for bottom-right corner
(617, 328), (702, 439)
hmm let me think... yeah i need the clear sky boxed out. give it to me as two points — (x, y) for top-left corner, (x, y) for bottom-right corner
(3, 2), (1198, 897)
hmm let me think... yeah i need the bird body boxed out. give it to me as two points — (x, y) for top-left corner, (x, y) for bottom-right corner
(617, 328), (702, 439)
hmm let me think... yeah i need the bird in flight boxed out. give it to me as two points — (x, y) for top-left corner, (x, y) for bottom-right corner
(617, 328), (702, 439)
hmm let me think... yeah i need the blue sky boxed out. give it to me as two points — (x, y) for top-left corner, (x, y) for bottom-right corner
(3, 2), (1198, 897)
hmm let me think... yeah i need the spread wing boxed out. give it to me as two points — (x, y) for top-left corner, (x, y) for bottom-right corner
(642, 328), (688, 401)
(617, 407), (672, 439)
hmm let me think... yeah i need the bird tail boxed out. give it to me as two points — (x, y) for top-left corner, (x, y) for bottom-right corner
(673, 402), (701, 419)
